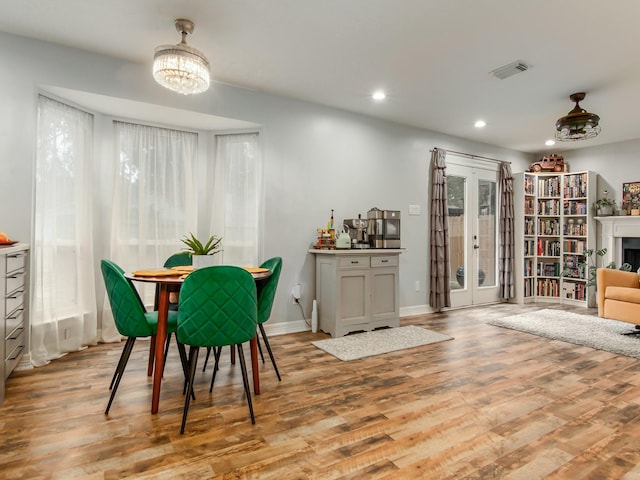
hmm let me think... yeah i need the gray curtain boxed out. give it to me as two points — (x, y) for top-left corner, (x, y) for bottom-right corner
(498, 161), (515, 299)
(429, 148), (451, 310)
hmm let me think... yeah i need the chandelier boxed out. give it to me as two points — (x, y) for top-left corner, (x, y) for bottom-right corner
(153, 19), (210, 95)
(555, 92), (601, 141)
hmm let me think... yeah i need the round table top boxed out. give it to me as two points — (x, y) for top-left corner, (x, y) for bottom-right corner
(124, 267), (271, 284)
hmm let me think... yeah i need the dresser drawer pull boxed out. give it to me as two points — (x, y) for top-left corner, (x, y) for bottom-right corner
(8, 326), (23, 340)
(7, 271), (24, 279)
(380, 259), (389, 263)
(8, 345), (24, 361)
(7, 252), (25, 259)
(7, 289), (24, 299)
(351, 260), (359, 264)
(7, 308), (23, 320)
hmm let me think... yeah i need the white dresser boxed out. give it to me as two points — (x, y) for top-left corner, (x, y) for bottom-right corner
(310, 249), (403, 337)
(0, 243), (29, 405)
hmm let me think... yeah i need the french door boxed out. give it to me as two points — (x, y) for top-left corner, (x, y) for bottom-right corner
(446, 163), (500, 307)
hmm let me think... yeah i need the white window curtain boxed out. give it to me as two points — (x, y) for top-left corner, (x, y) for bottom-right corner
(32, 95), (97, 366)
(211, 133), (261, 266)
(101, 122), (198, 339)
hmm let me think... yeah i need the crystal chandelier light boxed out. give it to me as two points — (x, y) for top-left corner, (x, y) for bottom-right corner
(555, 92), (601, 141)
(153, 19), (210, 95)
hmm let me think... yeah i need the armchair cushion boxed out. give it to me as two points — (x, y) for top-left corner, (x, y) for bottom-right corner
(597, 268), (640, 325)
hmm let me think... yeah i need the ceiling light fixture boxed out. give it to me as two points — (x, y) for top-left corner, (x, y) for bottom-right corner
(372, 91), (386, 101)
(153, 19), (210, 95)
(555, 92), (601, 141)
(545, 139), (556, 146)
(474, 120), (486, 128)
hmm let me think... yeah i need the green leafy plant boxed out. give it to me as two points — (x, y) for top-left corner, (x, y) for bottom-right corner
(582, 248), (631, 287)
(180, 233), (223, 256)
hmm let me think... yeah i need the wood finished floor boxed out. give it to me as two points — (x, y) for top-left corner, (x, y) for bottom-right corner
(2, 303), (640, 479)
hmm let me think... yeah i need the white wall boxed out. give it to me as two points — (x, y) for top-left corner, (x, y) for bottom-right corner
(0, 32), (536, 334)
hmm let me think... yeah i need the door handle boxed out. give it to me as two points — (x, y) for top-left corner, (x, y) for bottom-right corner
(473, 244), (480, 249)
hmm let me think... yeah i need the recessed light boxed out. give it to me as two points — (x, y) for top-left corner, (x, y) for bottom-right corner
(474, 120), (486, 128)
(545, 139), (556, 146)
(372, 90), (386, 101)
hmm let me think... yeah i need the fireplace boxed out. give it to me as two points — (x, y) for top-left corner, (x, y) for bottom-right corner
(595, 216), (640, 270)
(622, 237), (640, 271)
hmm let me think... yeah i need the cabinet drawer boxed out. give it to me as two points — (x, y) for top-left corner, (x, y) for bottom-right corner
(6, 325), (24, 361)
(6, 309), (23, 339)
(5, 342), (24, 379)
(370, 256), (398, 268)
(5, 291), (24, 319)
(6, 252), (26, 275)
(6, 270), (25, 295)
(338, 256), (370, 269)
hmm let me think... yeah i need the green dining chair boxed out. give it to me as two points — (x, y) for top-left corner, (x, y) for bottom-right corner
(255, 257), (283, 381)
(163, 252), (192, 268)
(177, 265), (258, 434)
(101, 259), (187, 415)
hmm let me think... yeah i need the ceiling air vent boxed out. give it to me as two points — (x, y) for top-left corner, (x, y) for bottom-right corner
(489, 61), (529, 80)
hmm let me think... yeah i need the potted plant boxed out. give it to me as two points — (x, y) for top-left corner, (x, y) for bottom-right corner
(180, 233), (223, 269)
(580, 248), (632, 288)
(593, 198), (616, 217)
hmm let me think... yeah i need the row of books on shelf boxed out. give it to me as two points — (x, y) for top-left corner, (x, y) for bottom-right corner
(537, 278), (560, 297)
(538, 219), (560, 235)
(563, 223), (587, 236)
(563, 239), (586, 253)
(537, 199), (560, 215)
(538, 177), (561, 197)
(538, 262), (560, 277)
(562, 281), (586, 301)
(563, 173), (588, 199)
(538, 239), (561, 256)
(563, 201), (587, 215)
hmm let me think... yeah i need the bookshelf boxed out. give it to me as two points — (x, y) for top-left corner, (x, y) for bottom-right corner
(514, 171), (595, 307)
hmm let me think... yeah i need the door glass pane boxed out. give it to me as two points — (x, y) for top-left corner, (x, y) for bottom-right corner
(447, 175), (465, 290)
(477, 179), (496, 287)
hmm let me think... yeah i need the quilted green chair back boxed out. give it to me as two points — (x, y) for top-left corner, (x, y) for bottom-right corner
(257, 257), (282, 325)
(101, 259), (154, 338)
(177, 266), (257, 348)
(163, 252), (192, 268)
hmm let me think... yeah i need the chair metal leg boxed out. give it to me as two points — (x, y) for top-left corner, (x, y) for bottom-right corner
(257, 335), (265, 363)
(202, 347), (212, 372)
(180, 346), (200, 434)
(147, 335), (156, 377)
(259, 324), (281, 381)
(161, 332), (172, 378)
(105, 337), (136, 415)
(236, 343), (256, 424)
(209, 346), (223, 393)
(109, 337), (131, 390)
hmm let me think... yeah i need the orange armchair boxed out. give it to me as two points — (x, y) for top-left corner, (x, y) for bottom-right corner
(597, 268), (640, 325)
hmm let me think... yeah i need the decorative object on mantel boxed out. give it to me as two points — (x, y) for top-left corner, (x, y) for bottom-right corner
(593, 190), (615, 216)
(622, 181), (640, 215)
(153, 18), (210, 95)
(180, 233), (222, 268)
(555, 92), (601, 141)
(528, 154), (564, 173)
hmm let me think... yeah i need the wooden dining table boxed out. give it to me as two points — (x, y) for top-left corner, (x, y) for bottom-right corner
(125, 267), (271, 414)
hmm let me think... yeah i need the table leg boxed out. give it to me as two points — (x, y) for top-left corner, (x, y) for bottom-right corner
(250, 336), (260, 395)
(152, 284), (170, 414)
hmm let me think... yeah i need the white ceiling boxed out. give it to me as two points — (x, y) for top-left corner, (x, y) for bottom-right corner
(1, 0), (638, 154)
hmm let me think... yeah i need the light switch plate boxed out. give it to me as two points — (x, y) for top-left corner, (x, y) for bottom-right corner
(408, 204), (421, 215)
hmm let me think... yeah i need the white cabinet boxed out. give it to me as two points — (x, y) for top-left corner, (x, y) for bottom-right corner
(311, 249), (402, 337)
(0, 244), (29, 406)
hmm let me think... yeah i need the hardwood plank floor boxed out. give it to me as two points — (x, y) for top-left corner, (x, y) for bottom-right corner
(2, 303), (640, 479)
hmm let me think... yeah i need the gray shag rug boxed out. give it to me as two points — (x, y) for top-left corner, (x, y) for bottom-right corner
(488, 309), (640, 359)
(312, 325), (453, 361)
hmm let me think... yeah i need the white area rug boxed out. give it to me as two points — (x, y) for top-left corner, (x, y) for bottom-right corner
(312, 325), (453, 361)
(488, 309), (640, 359)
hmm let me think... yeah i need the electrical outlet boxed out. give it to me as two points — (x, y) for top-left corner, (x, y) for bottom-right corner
(292, 283), (302, 303)
(64, 328), (72, 340)
(415, 280), (420, 291)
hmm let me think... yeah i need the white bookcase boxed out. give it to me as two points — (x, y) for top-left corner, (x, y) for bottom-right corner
(514, 171), (596, 307)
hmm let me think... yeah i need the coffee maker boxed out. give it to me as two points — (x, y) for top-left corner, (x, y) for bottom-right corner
(343, 215), (369, 249)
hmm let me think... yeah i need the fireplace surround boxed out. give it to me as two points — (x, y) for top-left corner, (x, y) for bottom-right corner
(595, 216), (640, 270)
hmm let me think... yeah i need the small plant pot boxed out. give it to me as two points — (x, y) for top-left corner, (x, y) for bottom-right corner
(597, 206), (614, 216)
(192, 255), (215, 269)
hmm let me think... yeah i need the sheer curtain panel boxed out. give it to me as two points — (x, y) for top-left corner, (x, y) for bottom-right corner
(211, 133), (261, 266)
(33, 95), (97, 366)
(102, 122), (198, 339)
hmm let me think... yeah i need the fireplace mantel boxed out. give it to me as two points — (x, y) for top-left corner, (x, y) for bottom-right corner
(595, 216), (640, 266)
